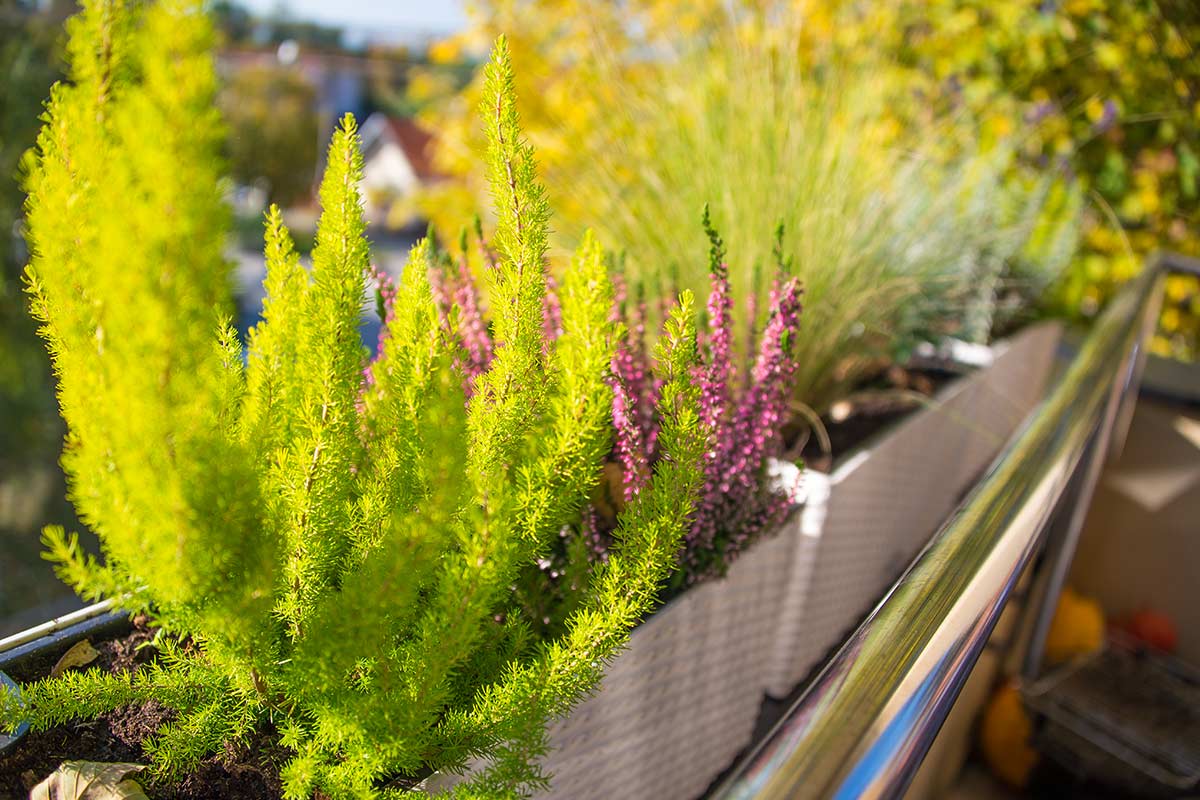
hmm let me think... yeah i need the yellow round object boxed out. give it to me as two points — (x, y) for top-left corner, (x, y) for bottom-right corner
(980, 681), (1038, 789)
(1044, 587), (1106, 665)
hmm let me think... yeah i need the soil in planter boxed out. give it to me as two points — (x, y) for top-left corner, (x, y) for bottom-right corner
(789, 364), (961, 472)
(0, 617), (288, 800)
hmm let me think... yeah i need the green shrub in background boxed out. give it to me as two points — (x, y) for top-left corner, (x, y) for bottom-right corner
(3, 3), (707, 797)
(857, 0), (1200, 359)
(222, 64), (320, 207)
(0, 0), (92, 629)
(0, 5), (61, 470)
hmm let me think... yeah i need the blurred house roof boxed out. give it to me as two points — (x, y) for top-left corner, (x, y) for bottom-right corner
(359, 112), (445, 183)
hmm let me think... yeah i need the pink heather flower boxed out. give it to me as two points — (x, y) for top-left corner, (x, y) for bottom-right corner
(611, 369), (650, 503)
(705, 268), (734, 403)
(371, 265), (398, 326)
(612, 291), (660, 463)
(428, 258), (452, 325)
(685, 272), (802, 581)
(580, 506), (608, 560)
(424, 245), (495, 394)
(628, 291), (662, 459)
(581, 220), (805, 585)
(531, 218), (807, 588)
(609, 270), (627, 323)
(452, 251), (493, 382)
(743, 273), (759, 386)
(716, 277), (802, 559)
(687, 260), (736, 562)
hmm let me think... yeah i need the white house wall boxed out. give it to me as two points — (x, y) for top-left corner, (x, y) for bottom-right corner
(362, 143), (420, 201)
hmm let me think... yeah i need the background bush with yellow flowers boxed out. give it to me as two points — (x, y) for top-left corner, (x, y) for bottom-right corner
(415, 0), (1198, 361)
(876, 0), (1200, 360)
(412, 1), (1085, 414)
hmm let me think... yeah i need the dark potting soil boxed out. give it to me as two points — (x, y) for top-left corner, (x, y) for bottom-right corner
(791, 365), (961, 472)
(0, 617), (288, 800)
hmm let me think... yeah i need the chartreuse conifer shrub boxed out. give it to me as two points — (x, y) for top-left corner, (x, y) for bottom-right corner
(2, 2), (707, 796)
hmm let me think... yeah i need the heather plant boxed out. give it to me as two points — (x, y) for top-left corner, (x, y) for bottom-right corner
(409, 210), (804, 631)
(606, 217), (803, 588)
(2, 3), (707, 797)
(684, 218), (803, 583)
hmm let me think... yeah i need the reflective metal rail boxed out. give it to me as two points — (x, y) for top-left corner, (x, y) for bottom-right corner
(711, 255), (1188, 800)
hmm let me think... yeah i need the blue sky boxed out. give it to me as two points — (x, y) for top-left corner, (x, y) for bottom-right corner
(237, 0), (468, 40)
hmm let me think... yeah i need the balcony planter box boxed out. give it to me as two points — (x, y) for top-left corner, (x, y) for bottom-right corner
(0, 604), (289, 799)
(2, 323), (1062, 799)
(763, 320), (1063, 697)
(523, 321), (1063, 800)
(531, 519), (799, 800)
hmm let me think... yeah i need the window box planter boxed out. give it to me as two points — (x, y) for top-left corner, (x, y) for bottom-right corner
(764, 320), (1063, 697)
(523, 321), (1063, 800)
(0, 601), (128, 759)
(0, 604), (293, 799)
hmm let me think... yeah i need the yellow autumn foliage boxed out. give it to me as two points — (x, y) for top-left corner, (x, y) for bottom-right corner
(417, 0), (1198, 362)
(414, 1), (1089, 410)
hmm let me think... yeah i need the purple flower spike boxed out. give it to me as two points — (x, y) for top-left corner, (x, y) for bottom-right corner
(685, 268), (802, 581)
(550, 214), (805, 591)
(610, 285), (661, 464)
(610, 270), (627, 324)
(629, 294), (661, 459)
(365, 265), (398, 390)
(428, 259), (453, 325)
(452, 251), (493, 382)
(611, 368), (650, 503)
(699, 259), (733, 433)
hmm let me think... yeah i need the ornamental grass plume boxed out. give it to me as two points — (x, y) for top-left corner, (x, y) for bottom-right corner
(418, 2), (1084, 412)
(3, 4), (708, 796)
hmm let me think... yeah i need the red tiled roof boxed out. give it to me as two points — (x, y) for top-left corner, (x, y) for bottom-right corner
(377, 116), (445, 182)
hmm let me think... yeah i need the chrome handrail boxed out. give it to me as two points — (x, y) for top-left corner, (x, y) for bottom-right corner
(711, 255), (1176, 800)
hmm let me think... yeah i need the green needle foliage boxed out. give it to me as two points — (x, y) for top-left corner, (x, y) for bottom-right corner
(3, 3), (705, 797)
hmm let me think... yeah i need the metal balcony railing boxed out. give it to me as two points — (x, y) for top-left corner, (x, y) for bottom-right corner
(712, 254), (1196, 800)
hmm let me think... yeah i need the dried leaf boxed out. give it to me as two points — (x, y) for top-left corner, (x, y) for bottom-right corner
(49, 641), (99, 678)
(29, 761), (147, 800)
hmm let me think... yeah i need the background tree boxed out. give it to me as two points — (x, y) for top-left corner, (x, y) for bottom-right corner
(0, 0), (64, 468)
(221, 65), (320, 207)
(0, 0), (87, 632)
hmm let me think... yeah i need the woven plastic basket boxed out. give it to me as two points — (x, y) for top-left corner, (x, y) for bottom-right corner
(764, 322), (1063, 697)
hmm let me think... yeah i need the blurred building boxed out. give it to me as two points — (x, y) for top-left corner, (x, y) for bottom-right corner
(359, 112), (445, 229)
